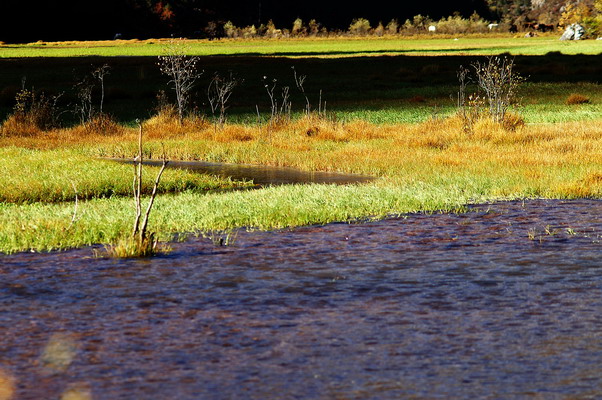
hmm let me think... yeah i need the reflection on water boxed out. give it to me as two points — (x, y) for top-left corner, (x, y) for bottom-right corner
(40, 333), (78, 375)
(0, 368), (15, 400)
(109, 158), (376, 186)
(2, 199), (602, 398)
(60, 383), (93, 400)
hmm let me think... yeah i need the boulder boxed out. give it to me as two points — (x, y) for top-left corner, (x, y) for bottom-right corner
(560, 23), (585, 40)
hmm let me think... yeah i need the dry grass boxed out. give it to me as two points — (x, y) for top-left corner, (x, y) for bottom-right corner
(103, 235), (170, 258)
(5, 113), (602, 254)
(566, 93), (591, 105)
(4, 114), (602, 198)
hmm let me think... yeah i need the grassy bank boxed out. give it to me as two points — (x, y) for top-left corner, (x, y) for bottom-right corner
(2, 115), (602, 254)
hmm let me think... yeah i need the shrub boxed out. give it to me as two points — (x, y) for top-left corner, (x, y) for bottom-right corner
(472, 56), (524, 123)
(223, 21), (239, 38)
(374, 22), (385, 36)
(1, 87), (62, 136)
(566, 93), (591, 105)
(157, 39), (202, 125)
(292, 18), (306, 36)
(385, 19), (399, 35)
(349, 18), (371, 36)
(401, 15), (433, 35)
(435, 13), (489, 34)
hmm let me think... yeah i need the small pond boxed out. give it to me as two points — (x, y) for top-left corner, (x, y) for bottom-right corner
(2, 199), (602, 399)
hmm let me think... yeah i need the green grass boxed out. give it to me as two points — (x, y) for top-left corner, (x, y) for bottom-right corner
(2, 36), (602, 58)
(0, 181), (478, 254)
(0, 147), (248, 204)
(2, 36), (602, 255)
(4, 113), (602, 254)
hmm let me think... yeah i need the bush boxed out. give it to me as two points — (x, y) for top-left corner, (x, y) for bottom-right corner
(292, 18), (306, 37)
(566, 94), (591, 105)
(1, 88), (62, 136)
(435, 13), (489, 34)
(401, 15), (433, 35)
(385, 19), (399, 35)
(348, 18), (371, 36)
(472, 56), (524, 123)
(223, 21), (239, 38)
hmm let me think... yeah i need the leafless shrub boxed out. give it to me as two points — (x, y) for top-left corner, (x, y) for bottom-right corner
(157, 39), (202, 124)
(1, 80), (63, 136)
(73, 75), (94, 124)
(292, 67), (311, 115)
(92, 64), (110, 114)
(456, 66), (483, 134)
(262, 76), (291, 127)
(207, 72), (241, 127)
(73, 64), (111, 125)
(107, 119), (170, 257)
(472, 56), (524, 123)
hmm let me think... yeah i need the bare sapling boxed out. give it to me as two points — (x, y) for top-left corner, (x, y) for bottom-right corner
(130, 119), (169, 255)
(263, 76), (278, 121)
(158, 39), (202, 125)
(207, 72), (241, 128)
(262, 75), (294, 129)
(73, 75), (94, 124)
(280, 85), (292, 120)
(72, 63), (112, 129)
(292, 66), (311, 115)
(92, 64), (110, 114)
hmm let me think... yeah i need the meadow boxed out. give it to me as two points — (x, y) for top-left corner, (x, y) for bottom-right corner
(2, 35), (602, 58)
(1, 36), (602, 254)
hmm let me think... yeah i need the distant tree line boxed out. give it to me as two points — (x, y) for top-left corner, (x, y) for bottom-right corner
(2, 0), (601, 43)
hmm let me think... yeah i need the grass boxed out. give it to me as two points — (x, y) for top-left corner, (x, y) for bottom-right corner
(0, 147), (247, 204)
(2, 35), (602, 58)
(3, 114), (602, 254)
(2, 37), (602, 255)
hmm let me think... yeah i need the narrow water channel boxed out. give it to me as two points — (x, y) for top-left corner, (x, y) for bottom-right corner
(109, 158), (376, 186)
(2, 199), (602, 399)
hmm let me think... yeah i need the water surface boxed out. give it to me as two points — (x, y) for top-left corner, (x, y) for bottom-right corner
(2, 199), (602, 399)
(110, 158), (376, 186)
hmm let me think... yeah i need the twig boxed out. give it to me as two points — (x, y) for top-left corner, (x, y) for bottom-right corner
(67, 181), (79, 229)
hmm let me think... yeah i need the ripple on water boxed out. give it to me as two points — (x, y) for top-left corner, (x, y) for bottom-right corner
(2, 199), (602, 399)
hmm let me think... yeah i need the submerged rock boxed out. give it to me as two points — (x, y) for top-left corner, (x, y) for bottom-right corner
(560, 23), (585, 40)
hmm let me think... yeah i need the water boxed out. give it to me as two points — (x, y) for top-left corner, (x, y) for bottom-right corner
(109, 159), (376, 186)
(2, 199), (602, 399)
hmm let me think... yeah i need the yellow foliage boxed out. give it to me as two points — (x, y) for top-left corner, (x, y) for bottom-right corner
(559, 2), (592, 27)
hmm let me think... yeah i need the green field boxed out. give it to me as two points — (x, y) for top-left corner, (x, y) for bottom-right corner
(2, 35), (602, 58)
(2, 36), (602, 255)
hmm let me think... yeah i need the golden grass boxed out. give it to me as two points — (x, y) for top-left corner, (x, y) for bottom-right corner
(3, 113), (602, 198)
(5, 113), (602, 254)
(103, 234), (171, 258)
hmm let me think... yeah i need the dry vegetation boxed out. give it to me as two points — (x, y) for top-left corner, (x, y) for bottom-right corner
(3, 107), (602, 255)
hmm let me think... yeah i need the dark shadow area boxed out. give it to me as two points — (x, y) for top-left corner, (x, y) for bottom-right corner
(1, 53), (601, 123)
(211, 47), (501, 57)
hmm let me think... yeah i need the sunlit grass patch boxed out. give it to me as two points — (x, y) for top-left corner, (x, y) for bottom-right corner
(0, 147), (246, 204)
(4, 110), (602, 254)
